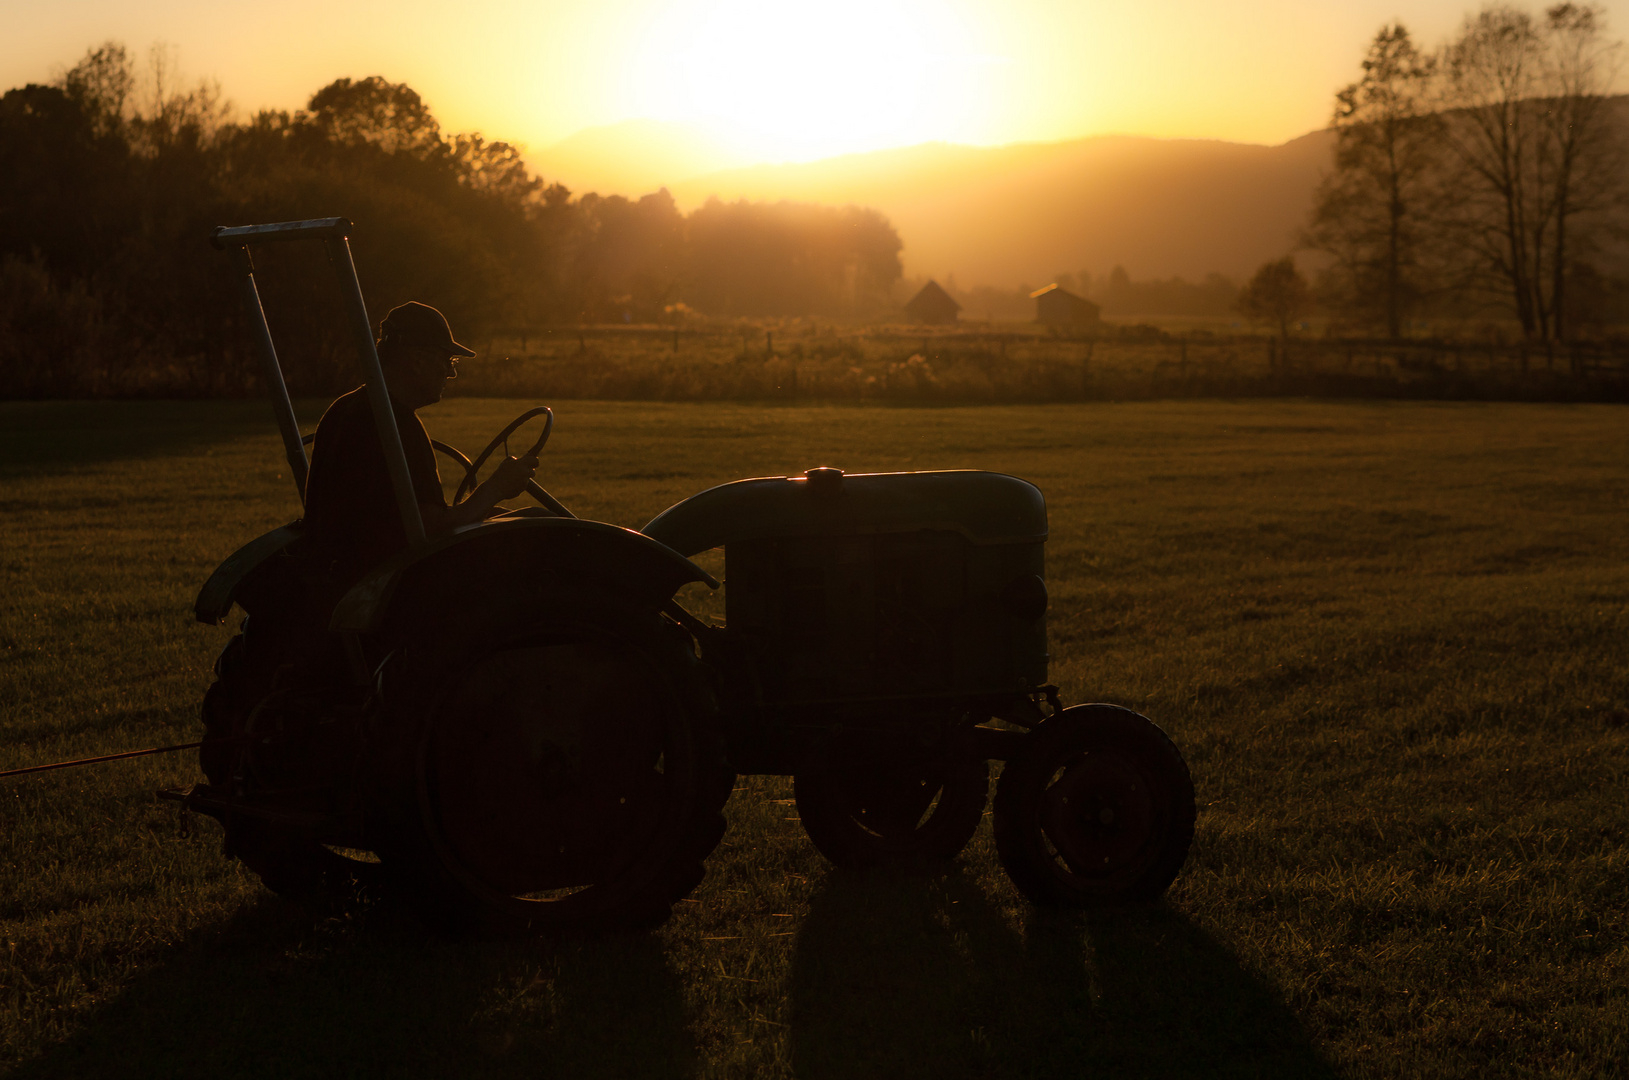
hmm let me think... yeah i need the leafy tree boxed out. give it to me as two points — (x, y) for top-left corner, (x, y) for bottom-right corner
(0, 83), (130, 280)
(1090, 265), (1239, 317)
(1305, 23), (1442, 338)
(573, 189), (687, 322)
(0, 44), (913, 396)
(305, 76), (445, 158)
(686, 199), (901, 318)
(1237, 257), (1313, 339)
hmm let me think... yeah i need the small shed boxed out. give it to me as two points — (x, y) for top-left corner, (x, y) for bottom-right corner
(904, 280), (960, 325)
(1030, 284), (1101, 327)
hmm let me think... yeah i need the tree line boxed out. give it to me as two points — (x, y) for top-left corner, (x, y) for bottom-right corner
(1301, 2), (1628, 342)
(0, 44), (903, 397)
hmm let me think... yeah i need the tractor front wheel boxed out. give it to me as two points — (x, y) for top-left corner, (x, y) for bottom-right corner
(993, 704), (1194, 907)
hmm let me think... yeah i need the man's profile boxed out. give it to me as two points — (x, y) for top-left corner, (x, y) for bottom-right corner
(301, 301), (536, 585)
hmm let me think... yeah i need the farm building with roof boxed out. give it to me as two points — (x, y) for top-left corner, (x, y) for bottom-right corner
(904, 280), (960, 325)
(1030, 284), (1101, 327)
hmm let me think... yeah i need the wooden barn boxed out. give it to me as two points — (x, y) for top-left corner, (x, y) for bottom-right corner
(904, 280), (960, 325)
(1030, 283), (1101, 327)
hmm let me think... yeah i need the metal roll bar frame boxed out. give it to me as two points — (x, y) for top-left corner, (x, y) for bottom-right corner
(212, 217), (426, 547)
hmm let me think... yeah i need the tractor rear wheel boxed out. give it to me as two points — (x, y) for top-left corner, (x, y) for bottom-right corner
(384, 608), (733, 936)
(793, 754), (989, 869)
(993, 704), (1194, 907)
(201, 634), (383, 909)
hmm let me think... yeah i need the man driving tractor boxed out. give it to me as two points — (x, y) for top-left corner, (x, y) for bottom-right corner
(181, 217), (1193, 932)
(301, 301), (538, 587)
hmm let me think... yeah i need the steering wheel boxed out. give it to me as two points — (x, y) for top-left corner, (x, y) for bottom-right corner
(452, 407), (575, 518)
(299, 405), (575, 518)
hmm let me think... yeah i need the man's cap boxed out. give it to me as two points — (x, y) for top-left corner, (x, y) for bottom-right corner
(378, 302), (476, 357)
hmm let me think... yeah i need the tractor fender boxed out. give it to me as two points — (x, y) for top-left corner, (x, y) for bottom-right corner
(641, 469), (1048, 558)
(330, 516), (716, 640)
(194, 524), (304, 624)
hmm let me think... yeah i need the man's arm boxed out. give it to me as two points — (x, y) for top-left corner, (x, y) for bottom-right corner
(422, 453), (539, 533)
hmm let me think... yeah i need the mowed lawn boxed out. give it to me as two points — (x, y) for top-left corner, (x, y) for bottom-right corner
(1, 398), (1626, 1079)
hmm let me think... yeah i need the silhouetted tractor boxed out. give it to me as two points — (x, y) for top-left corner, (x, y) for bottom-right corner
(173, 218), (1195, 934)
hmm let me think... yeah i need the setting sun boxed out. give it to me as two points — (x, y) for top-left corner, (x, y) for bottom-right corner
(0, 0), (1509, 173)
(630, 0), (984, 160)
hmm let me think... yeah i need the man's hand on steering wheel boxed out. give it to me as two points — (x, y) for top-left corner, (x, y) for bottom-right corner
(429, 451), (538, 531)
(430, 406), (572, 531)
(486, 452), (538, 502)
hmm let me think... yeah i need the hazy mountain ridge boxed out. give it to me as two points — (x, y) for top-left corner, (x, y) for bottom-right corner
(536, 124), (1337, 287)
(532, 118), (759, 198)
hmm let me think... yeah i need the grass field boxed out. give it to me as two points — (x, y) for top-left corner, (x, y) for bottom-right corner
(2, 398), (1626, 1078)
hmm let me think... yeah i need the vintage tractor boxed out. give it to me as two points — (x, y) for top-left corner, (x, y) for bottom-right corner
(173, 218), (1196, 935)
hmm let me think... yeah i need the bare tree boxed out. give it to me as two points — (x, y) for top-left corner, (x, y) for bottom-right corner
(1537, 3), (1623, 339)
(1438, 5), (1549, 336)
(132, 44), (232, 154)
(1305, 23), (1443, 339)
(1439, 3), (1624, 340)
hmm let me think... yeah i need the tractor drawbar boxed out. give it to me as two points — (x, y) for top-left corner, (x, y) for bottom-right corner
(0, 737), (247, 779)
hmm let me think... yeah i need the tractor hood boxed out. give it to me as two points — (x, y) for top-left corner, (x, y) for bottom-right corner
(641, 469), (1047, 558)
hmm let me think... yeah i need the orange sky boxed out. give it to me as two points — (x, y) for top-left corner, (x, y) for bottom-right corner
(4, 0), (1625, 168)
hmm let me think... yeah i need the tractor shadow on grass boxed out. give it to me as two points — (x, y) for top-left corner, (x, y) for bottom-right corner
(788, 869), (1336, 1080)
(10, 894), (695, 1080)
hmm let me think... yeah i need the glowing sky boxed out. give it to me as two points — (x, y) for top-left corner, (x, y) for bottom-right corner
(4, 0), (1627, 164)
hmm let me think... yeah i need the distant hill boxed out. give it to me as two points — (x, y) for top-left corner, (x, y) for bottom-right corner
(671, 133), (1334, 286)
(534, 123), (1336, 287)
(531, 119), (757, 201)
